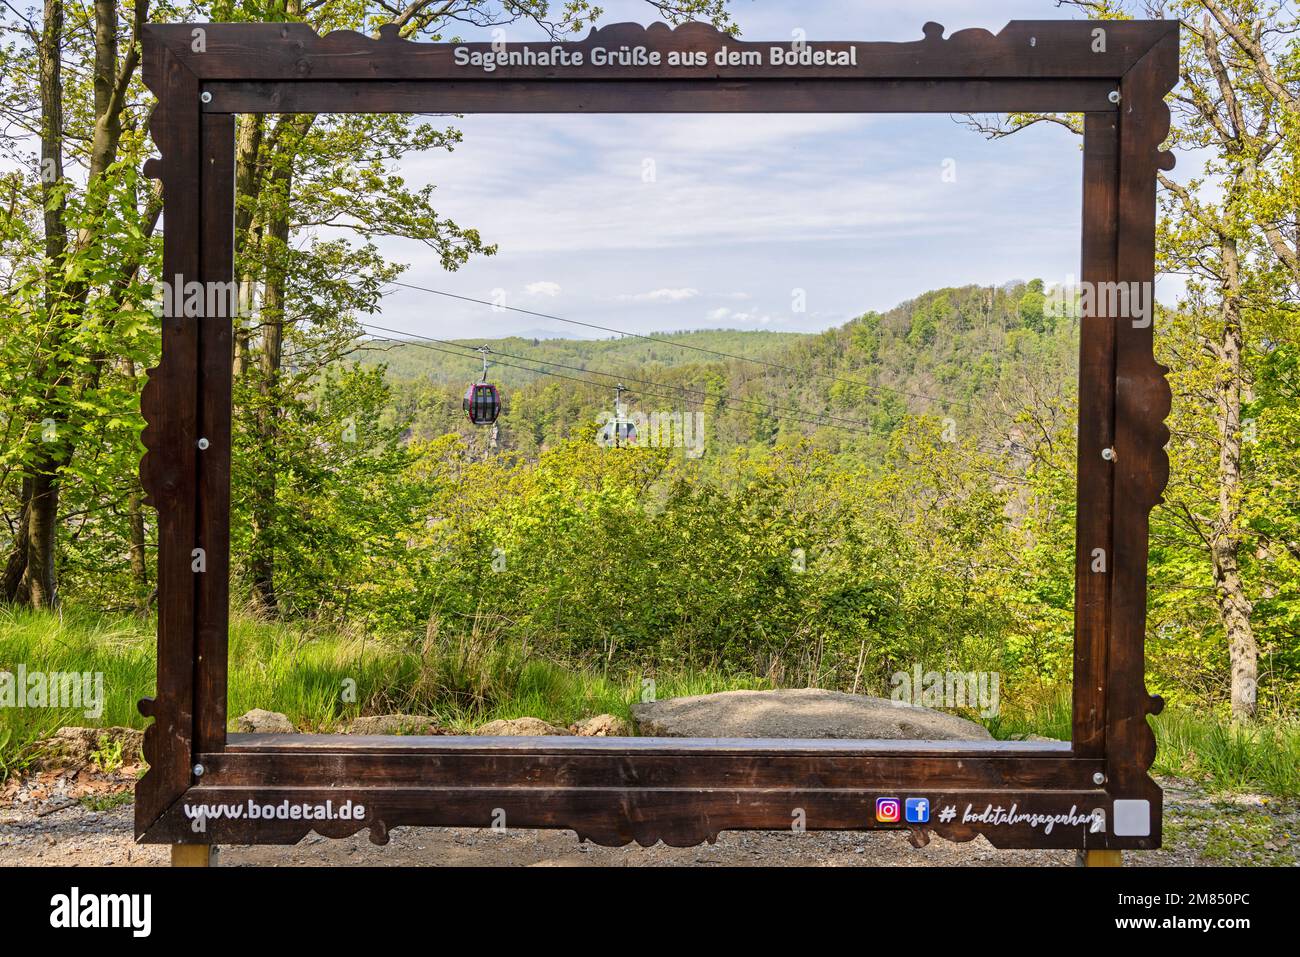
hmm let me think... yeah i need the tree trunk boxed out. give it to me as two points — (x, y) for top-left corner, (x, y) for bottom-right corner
(128, 487), (148, 588)
(121, 356), (149, 604)
(1211, 237), (1258, 721)
(2, 478), (34, 604)
(232, 113), (264, 378)
(23, 0), (67, 609)
(245, 113), (314, 616)
(247, 230), (287, 615)
(15, 0), (139, 609)
(25, 462), (60, 608)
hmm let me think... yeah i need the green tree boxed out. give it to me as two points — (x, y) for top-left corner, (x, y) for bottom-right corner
(965, 0), (1300, 720)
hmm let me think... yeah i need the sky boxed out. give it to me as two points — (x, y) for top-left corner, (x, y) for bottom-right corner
(354, 1), (1100, 340)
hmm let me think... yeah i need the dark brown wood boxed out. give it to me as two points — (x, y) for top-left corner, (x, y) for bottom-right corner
(222, 733), (1074, 752)
(199, 746), (1098, 790)
(1072, 112), (1120, 759)
(149, 786), (1120, 849)
(137, 17), (1179, 853)
(136, 41), (201, 836)
(201, 79), (1116, 115)
(146, 19), (1175, 82)
(1105, 28), (1177, 831)
(195, 112), (235, 755)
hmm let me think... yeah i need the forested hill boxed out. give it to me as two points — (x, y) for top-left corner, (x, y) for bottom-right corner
(360, 328), (808, 386)
(364, 280), (1079, 459)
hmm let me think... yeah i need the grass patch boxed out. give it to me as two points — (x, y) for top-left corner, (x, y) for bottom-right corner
(3, 608), (1296, 798)
(78, 791), (134, 812)
(984, 685), (1073, 742)
(1152, 709), (1300, 797)
(0, 607), (156, 778)
(0, 607), (767, 775)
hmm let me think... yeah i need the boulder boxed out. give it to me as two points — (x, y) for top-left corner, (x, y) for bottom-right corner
(571, 714), (630, 737)
(348, 714), (440, 735)
(630, 688), (992, 740)
(474, 716), (569, 736)
(38, 726), (144, 769)
(233, 708), (295, 734)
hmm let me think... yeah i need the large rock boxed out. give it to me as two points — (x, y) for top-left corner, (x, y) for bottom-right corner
(571, 714), (630, 737)
(37, 726), (144, 769)
(630, 688), (992, 740)
(474, 717), (569, 736)
(234, 708), (295, 733)
(348, 714), (440, 735)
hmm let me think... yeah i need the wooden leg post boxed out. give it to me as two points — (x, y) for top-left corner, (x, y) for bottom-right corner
(171, 844), (216, 867)
(1081, 849), (1123, 867)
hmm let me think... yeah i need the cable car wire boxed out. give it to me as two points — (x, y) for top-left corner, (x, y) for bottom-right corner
(359, 320), (883, 433)
(360, 324), (1024, 456)
(362, 329), (876, 436)
(359, 328), (881, 436)
(383, 279), (977, 411)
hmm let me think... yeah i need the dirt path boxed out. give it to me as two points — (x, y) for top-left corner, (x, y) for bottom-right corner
(1, 770), (1293, 866)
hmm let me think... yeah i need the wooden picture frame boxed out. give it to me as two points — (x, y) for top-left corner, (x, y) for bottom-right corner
(136, 18), (1178, 851)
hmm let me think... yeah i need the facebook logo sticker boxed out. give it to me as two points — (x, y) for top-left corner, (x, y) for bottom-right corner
(905, 798), (930, 824)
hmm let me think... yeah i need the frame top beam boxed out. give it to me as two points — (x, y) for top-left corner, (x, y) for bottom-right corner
(145, 19), (1178, 85)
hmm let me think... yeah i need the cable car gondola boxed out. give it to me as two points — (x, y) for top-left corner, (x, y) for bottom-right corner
(598, 383), (638, 448)
(463, 346), (501, 426)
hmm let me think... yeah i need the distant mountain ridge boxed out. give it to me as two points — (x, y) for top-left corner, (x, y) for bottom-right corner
(359, 327), (809, 387)
(363, 281), (1079, 458)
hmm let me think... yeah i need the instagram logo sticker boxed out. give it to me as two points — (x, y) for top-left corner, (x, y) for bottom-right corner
(875, 797), (901, 823)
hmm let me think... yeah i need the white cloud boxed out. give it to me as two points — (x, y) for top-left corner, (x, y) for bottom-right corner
(618, 287), (700, 302)
(400, 113), (959, 258)
(705, 306), (775, 325)
(524, 281), (562, 297)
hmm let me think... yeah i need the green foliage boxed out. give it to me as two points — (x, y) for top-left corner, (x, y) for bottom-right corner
(90, 733), (125, 774)
(79, 791), (134, 812)
(384, 418), (1063, 699)
(1017, 279), (1052, 333)
(230, 363), (428, 623)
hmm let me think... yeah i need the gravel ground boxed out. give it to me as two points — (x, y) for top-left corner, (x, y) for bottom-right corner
(1, 771), (1294, 866)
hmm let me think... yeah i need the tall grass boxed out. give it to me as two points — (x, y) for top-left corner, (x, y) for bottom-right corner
(0, 607), (157, 774)
(0, 607), (766, 775)
(984, 685), (1074, 742)
(992, 685), (1300, 796)
(1152, 708), (1300, 796)
(2, 608), (1296, 796)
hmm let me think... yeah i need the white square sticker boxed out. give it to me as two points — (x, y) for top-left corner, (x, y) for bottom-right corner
(1112, 799), (1151, 837)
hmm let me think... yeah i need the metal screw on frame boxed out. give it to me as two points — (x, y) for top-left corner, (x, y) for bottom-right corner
(200, 91), (213, 104)
(193, 763), (205, 777)
(1092, 772), (1106, 785)
(1101, 447), (1116, 461)
(1108, 90), (1121, 104)
(197, 437), (210, 450)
